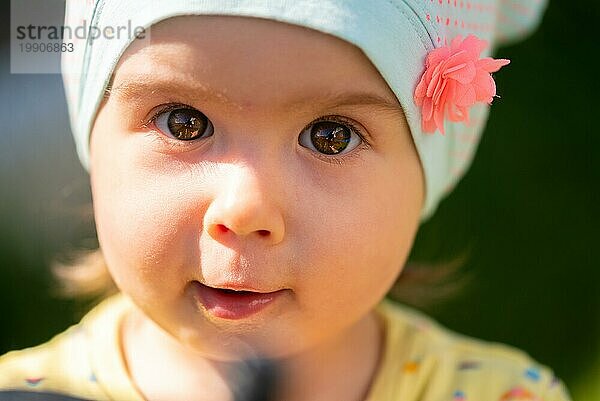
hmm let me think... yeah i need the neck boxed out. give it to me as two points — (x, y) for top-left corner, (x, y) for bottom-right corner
(122, 308), (385, 401)
(270, 310), (384, 401)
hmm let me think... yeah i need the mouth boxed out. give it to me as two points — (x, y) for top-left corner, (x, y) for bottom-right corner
(192, 281), (287, 320)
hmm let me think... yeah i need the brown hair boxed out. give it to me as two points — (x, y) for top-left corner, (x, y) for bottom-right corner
(51, 248), (118, 301)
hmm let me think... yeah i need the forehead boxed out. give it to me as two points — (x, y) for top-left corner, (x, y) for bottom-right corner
(110, 15), (399, 111)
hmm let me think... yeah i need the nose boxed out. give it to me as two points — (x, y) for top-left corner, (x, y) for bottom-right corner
(204, 166), (285, 245)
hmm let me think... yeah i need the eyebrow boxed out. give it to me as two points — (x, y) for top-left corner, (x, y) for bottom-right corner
(106, 78), (405, 117)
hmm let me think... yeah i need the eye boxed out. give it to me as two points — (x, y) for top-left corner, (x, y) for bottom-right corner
(154, 106), (214, 141)
(298, 118), (363, 156)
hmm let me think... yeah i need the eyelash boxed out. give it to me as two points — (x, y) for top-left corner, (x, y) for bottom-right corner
(141, 103), (373, 165)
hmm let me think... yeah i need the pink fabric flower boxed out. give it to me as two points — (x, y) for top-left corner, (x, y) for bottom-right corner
(414, 34), (510, 134)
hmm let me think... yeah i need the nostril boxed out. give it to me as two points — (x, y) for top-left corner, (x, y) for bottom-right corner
(216, 224), (229, 233)
(214, 225), (269, 237)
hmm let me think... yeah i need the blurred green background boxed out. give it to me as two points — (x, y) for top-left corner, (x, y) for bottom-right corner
(0, 0), (598, 399)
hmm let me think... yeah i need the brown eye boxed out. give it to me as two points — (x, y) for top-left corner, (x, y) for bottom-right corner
(155, 107), (214, 141)
(299, 120), (362, 156)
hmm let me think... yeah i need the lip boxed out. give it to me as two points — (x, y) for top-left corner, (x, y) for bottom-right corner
(192, 281), (286, 320)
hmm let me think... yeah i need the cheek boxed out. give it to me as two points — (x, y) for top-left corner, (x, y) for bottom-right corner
(90, 126), (200, 295)
(294, 154), (422, 311)
(92, 176), (191, 289)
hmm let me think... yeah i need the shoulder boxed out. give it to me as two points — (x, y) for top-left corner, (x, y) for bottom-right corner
(0, 294), (131, 401)
(372, 299), (573, 401)
(0, 323), (100, 398)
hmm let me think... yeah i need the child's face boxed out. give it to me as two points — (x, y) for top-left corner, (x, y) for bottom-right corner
(90, 16), (424, 359)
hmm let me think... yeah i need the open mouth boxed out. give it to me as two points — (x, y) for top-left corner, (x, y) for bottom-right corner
(218, 288), (255, 295)
(192, 281), (286, 320)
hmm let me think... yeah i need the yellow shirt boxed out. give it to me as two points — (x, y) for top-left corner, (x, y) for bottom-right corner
(0, 293), (572, 401)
